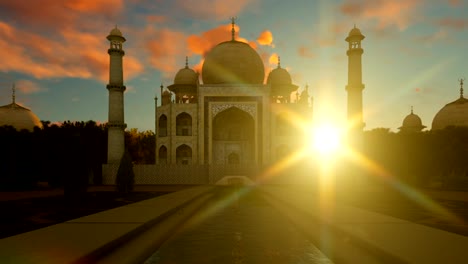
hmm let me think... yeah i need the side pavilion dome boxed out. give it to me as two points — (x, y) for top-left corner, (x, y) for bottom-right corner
(173, 57), (198, 85)
(267, 57), (298, 102)
(432, 80), (468, 130)
(399, 107), (425, 132)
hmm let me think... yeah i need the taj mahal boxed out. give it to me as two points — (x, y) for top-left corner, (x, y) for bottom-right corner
(101, 21), (368, 183)
(104, 21), (363, 176)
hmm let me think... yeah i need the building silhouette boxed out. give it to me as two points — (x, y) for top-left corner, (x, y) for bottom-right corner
(398, 107), (426, 133)
(432, 79), (468, 130)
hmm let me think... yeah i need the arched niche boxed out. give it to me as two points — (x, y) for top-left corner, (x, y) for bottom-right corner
(159, 115), (168, 137)
(212, 107), (255, 164)
(176, 112), (192, 136)
(176, 144), (192, 165)
(159, 145), (168, 164)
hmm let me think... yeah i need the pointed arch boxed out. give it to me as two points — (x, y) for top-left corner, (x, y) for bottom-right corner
(176, 144), (192, 165)
(228, 152), (240, 164)
(159, 145), (167, 164)
(176, 112), (192, 136)
(158, 115), (167, 137)
(212, 107), (255, 164)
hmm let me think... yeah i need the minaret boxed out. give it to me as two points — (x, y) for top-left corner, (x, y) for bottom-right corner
(345, 25), (365, 145)
(106, 26), (127, 164)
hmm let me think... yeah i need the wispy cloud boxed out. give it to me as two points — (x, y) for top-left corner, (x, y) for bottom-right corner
(0, 0), (144, 82)
(0, 22), (143, 82)
(187, 24), (238, 56)
(447, 0), (462, 7)
(339, 0), (422, 31)
(15, 80), (45, 94)
(297, 46), (315, 58)
(437, 18), (468, 30)
(0, 0), (123, 30)
(175, 0), (255, 20)
(144, 26), (189, 78)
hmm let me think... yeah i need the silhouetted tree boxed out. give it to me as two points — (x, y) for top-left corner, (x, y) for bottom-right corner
(125, 128), (155, 164)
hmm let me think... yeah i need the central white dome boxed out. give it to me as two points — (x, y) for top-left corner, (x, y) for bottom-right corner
(0, 103), (43, 131)
(202, 40), (264, 84)
(432, 97), (468, 130)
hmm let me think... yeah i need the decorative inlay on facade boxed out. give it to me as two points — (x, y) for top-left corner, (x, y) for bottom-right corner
(211, 103), (257, 119)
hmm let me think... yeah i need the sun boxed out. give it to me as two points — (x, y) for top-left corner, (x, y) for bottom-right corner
(310, 124), (342, 156)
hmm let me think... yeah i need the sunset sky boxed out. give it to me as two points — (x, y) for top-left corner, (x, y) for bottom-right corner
(0, 0), (467, 132)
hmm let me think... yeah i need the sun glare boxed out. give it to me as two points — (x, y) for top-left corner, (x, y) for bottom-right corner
(311, 124), (342, 156)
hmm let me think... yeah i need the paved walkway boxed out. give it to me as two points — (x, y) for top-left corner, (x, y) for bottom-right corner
(1, 185), (467, 202)
(0, 185), (194, 202)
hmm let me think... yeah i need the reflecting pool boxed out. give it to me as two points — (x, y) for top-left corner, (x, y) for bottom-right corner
(144, 188), (332, 264)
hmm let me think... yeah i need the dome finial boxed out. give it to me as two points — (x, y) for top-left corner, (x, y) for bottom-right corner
(230, 16), (237, 41)
(12, 82), (16, 104)
(277, 56), (281, 68)
(411, 106), (413, 114)
(459, 78), (465, 98)
(185, 56), (189, 69)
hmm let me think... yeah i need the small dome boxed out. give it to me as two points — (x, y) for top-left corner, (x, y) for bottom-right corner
(109, 27), (123, 37)
(267, 66), (292, 85)
(202, 40), (264, 84)
(162, 90), (171, 96)
(174, 67), (198, 85)
(0, 103), (43, 131)
(348, 27), (363, 37)
(432, 97), (468, 130)
(399, 109), (425, 132)
(345, 26), (365, 42)
(107, 26), (126, 42)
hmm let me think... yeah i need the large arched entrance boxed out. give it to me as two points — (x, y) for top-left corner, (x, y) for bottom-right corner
(212, 107), (255, 164)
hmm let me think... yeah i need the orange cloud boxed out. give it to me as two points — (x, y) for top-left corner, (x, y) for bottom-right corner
(176, 0), (255, 20)
(448, 0), (461, 6)
(438, 18), (468, 30)
(298, 46), (315, 58)
(340, 0), (422, 30)
(146, 15), (167, 24)
(65, 0), (123, 13)
(0, 0), (123, 29)
(268, 53), (279, 66)
(0, 21), (143, 82)
(257, 30), (273, 46)
(187, 24), (235, 56)
(16, 80), (45, 94)
(145, 27), (189, 78)
(193, 58), (204, 74)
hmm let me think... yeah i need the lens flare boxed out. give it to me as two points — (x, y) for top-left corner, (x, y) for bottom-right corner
(311, 124), (342, 156)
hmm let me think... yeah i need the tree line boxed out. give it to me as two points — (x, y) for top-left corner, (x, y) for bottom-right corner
(361, 127), (468, 190)
(1, 121), (467, 191)
(0, 121), (154, 191)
